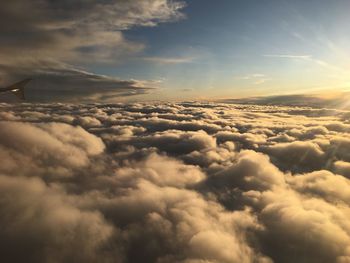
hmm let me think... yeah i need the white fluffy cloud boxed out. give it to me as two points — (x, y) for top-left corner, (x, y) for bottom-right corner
(1, 102), (350, 262)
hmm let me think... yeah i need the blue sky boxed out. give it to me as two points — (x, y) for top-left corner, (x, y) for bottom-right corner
(89, 0), (350, 100)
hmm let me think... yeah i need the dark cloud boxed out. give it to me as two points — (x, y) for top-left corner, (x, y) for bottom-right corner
(265, 141), (326, 173)
(221, 92), (350, 110)
(0, 0), (185, 101)
(1, 102), (350, 262)
(1, 63), (154, 102)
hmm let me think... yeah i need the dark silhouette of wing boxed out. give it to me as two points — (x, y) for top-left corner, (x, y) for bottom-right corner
(0, 79), (31, 100)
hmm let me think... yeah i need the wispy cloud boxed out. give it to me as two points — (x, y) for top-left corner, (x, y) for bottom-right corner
(142, 56), (195, 64)
(239, 73), (265, 79)
(181, 88), (194, 92)
(263, 54), (311, 59)
(254, 78), (270, 85)
(263, 54), (346, 75)
(236, 73), (270, 85)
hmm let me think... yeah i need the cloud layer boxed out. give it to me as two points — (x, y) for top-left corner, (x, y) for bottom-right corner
(1, 101), (350, 262)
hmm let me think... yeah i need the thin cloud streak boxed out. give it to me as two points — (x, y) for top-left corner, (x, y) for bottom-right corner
(236, 73), (271, 86)
(142, 56), (195, 64)
(263, 54), (312, 59)
(263, 54), (349, 82)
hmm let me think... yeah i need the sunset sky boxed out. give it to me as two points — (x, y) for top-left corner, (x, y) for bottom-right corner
(118, 0), (350, 100)
(1, 0), (350, 102)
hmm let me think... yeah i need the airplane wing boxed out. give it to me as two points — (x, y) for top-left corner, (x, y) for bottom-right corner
(0, 79), (32, 100)
(12, 87), (26, 100)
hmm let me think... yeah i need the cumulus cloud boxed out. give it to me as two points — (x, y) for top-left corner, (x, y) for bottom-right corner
(0, 0), (185, 101)
(265, 141), (326, 172)
(0, 175), (115, 263)
(334, 161), (350, 178)
(1, 101), (350, 262)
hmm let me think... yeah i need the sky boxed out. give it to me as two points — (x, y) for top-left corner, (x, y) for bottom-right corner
(1, 0), (350, 102)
